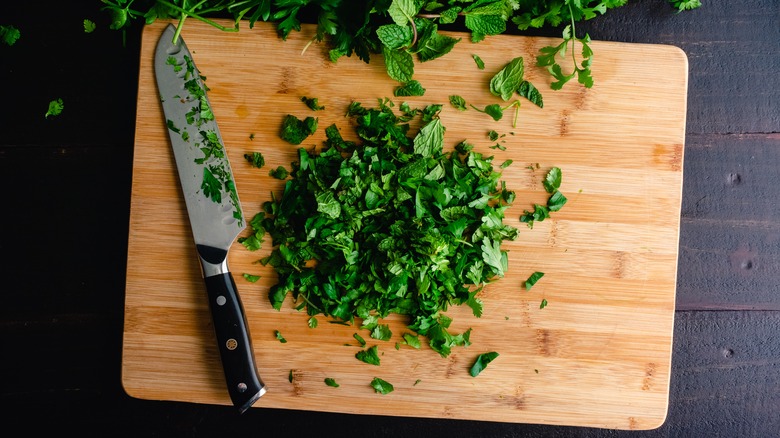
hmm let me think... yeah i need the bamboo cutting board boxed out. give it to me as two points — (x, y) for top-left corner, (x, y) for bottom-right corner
(123, 19), (687, 430)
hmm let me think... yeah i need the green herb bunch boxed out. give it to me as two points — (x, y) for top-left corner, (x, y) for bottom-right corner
(100, 0), (700, 89)
(246, 99), (518, 357)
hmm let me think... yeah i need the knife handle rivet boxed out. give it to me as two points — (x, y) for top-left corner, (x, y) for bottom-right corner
(226, 338), (238, 350)
(237, 382), (248, 393)
(216, 295), (227, 306)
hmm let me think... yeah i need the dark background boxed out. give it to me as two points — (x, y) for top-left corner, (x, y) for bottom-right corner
(1, 1), (779, 436)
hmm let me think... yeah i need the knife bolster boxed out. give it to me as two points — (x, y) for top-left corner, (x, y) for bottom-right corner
(197, 244), (229, 277)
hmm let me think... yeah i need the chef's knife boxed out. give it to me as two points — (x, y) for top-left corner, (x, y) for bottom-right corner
(154, 23), (266, 413)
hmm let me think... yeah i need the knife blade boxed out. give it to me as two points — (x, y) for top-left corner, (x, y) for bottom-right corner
(154, 23), (266, 413)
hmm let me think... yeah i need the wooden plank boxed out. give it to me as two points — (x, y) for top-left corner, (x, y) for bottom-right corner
(122, 19), (687, 429)
(677, 133), (780, 310)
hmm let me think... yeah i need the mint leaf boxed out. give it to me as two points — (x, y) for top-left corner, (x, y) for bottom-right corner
(394, 80), (426, 97)
(376, 24), (413, 50)
(387, 0), (418, 26)
(517, 81), (544, 108)
(490, 57), (524, 101)
(449, 95), (467, 111)
(413, 118), (444, 157)
(382, 46), (414, 83)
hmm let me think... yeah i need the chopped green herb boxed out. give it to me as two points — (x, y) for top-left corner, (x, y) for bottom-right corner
(370, 377), (394, 394)
(521, 167), (566, 228)
(353, 333), (366, 347)
(324, 377), (340, 387)
(470, 351), (499, 377)
(288, 369), (294, 383)
(308, 316), (318, 328)
(84, 19), (96, 33)
(448, 95), (467, 111)
(356, 345), (381, 366)
(402, 333), (421, 349)
(301, 96), (325, 111)
(525, 271), (545, 290)
(540, 298), (548, 309)
(244, 152), (265, 168)
(242, 273), (261, 283)
(275, 330), (287, 343)
(472, 54), (485, 70)
(269, 165), (289, 179)
(0, 25), (20, 46)
(371, 324), (392, 341)
(258, 100), (517, 358)
(413, 379), (422, 386)
(517, 81), (544, 108)
(280, 114), (318, 145)
(45, 98), (64, 119)
(394, 80), (426, 97)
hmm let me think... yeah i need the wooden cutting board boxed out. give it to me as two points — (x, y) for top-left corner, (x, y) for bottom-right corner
(123, 19), (687, 430)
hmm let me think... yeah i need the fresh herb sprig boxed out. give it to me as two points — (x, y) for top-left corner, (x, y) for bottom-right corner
(101, 1), (700, 90)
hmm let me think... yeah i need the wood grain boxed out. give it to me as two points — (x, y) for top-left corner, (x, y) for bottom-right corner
(123, 19), (687, 429)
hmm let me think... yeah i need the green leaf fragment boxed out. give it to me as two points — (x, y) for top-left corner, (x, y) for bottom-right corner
(370, 377), (394, 394)
(324, 378), (340, 387)
(525, 271), (545, 290)
(45, 98), (64, 118)
(470, 351), (499, 377)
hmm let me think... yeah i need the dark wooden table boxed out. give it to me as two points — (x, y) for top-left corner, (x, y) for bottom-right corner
(2, 1), (778, 436)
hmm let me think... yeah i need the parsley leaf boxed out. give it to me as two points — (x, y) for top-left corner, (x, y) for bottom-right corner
(275, 330), (287, 343)
(45, 98), (64, 119)
(356, 345), (381, 365)
(0, 25), (20, 46)
(280, 114), (318, 145)
(84, 19), (96, 33)
(370, 377), (394, 394)
(448, 95), (467, 111)
(244, 152), (265, 168)
(301, 96), (325, 111)
(324, 377), (340, 387)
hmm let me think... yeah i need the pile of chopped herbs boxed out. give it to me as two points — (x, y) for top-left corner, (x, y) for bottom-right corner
(245, 99), (519, 357)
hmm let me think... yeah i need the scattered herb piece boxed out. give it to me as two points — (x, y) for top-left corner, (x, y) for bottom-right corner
(244, 152), (265, 168)
(370, 377), (394, 394)
(394, 80), (426, 97)
(490, 57), (525, 101)
(449, 95), (467, 111)
(413, 379), (422, 386)
(353, 333), (366, 347)
(249, 133), (255, 140)
(308, 316), (318, 328)
(242, 273), (261, 283)
(269, 165), (289, 179)
(280, 114), (317, 145)
(525, 271), (545, 290)
(521, 167), (566, 228)
(45, 98), (64, 118)
(275, 330), (287, 343)
(356, 345), (381, 366)
(371, 324), (393, 341)
(324, 378), (340, 387)
(472, 54), (485, 70)
(668, 0), (702, 12)
(470, 351), (499, 377)
(288, 369), (294, 383)
(402, 333), (421, 349)
(517, 81), (544, 108)
(540, 298), (548, 309)
(301, 96), (325, 111)
(84, 19), (96, 33)
(0, 24), (20, 46)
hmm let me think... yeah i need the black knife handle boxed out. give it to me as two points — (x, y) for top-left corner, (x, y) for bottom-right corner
(203, 271), (266, 413)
